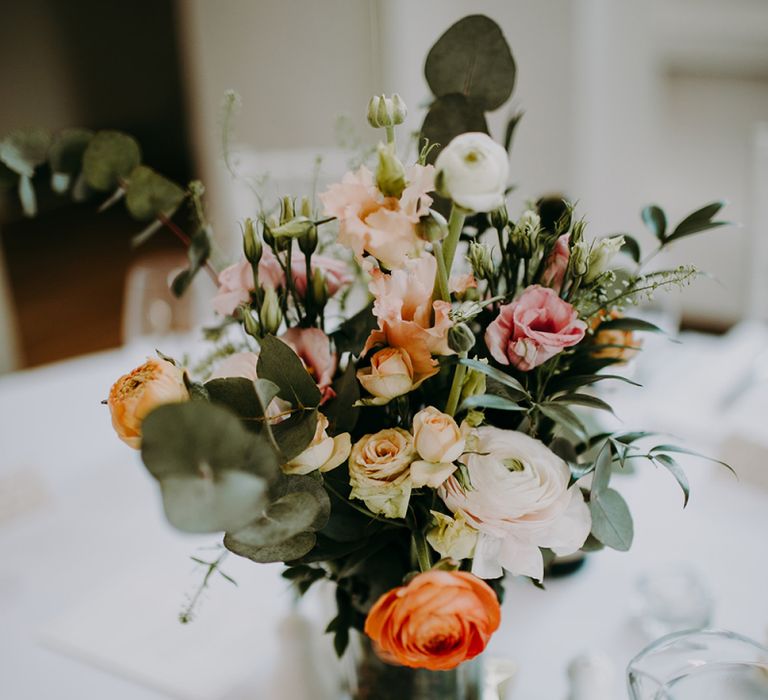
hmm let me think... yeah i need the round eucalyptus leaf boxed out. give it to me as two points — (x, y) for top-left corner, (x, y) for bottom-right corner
(125, 165), (186, 221)
(226, 491), (320, 547)
(82, 130), (141, 191)
(141, 401), (279, 481)
(49, 128), (93, 175)
(224, 530), (316, 564)
(0, 128), (52, 177)
(420, 93), (488, 164)
(425, 15), (516, 111)
(272, 474), (331, 531)
(160, 470), (268, 533)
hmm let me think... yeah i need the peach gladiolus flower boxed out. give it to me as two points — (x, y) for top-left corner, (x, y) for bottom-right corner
(319, 164), (434, 269)
(364, 570), (501, 671)
(108, 358), (188, 448)
(363, 255), (453, 385)
(280, 327), (337, 402)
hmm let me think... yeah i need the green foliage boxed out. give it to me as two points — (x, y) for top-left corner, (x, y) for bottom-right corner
(257, 335), (322, 407)
(641, 204), (667, 241)
(125, 165), (186, 221)
(589, 489), (634, 551)
(82, 130), (141, 191)
(324, 361), (361, 434)
(0, 128), (51, 177)
(420, 94), (489, 164)
(172, 226), (212, 297)
(49, 129), (93, 177)
(330, 302), (377, 355)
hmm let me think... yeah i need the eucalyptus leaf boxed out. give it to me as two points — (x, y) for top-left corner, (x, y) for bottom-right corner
(0, 128), (51, 177)
(323, 361), (360, 434)
(204, 377), (267, 420)
(257, 335), (321, 407)
(226, 491), (321, 547)
(330, 302), (376, 355)
(271, 408), (318, 461)
(82, 130), (141, 191)
(125, 165), (186, 221)
(172, 226), (211, 297)
(641, 204), (667, 241)
(589, 488), (633, 551)
(420, 93), (489, 164)
(49, 128), (93, 175)
(425, 14), (516, 111)
(223, 531), (316, 563)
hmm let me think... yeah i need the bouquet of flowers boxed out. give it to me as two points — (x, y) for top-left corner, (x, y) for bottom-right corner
(2, 14), (730, 683)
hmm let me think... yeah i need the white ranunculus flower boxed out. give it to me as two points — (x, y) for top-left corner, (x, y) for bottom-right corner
(438, 426), (591, 581)
(434, 133), (509, 213)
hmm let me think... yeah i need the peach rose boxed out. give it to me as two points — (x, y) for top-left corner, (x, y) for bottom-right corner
(280, 328), (337, 403)
(410, 407), (465, 488)
(485, 285), (587, 371)
(364, 570), (501, 671)
(319, 164), (434, 270)
(349, 428), (415, 519)
(283, 414), (351, 475)
(590, 311), (641, 363)
(212, 250), (352, 317)
(540, 233), (570, 293)
(108, 358), (188, 448)
(357, 347), (419, 405)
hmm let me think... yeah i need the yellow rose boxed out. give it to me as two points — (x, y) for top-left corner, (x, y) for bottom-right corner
(349, 428), (415, 519)
(357, 347), (415, 404)
(283, 414), (351, 475)
(108, 358), (188, 448)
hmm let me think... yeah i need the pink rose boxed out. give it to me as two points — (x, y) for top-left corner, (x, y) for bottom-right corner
(540, 234), (570, 293)
(485, 285), (586, 371)
(280, 327), (337, 403)
(319, 164), (434, 269)
(212, 249), (352, 317)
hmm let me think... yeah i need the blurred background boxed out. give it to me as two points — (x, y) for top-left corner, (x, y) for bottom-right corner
(1, 0), (767, 373)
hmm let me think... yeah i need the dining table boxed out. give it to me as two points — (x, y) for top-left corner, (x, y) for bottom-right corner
(1, 328), (767, 699)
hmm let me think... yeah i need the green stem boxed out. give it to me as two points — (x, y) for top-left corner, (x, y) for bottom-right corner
(412, 530), (432, 573)
(445, 352), (468, 416)
(431, 240), (451, 302)
(385, 125), (395, 145)
(442, 205), (467, 277)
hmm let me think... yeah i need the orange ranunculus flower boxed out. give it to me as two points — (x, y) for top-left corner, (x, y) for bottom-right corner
(590, 310), (641, 363)
(364, 570), (501, 671)
(108, 358), (188, 449)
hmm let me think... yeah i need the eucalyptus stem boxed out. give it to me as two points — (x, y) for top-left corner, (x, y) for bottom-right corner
(431, 240), (451, 301)
(157, 213), (220, 285)
(442, 205), (467, 276)
(445, 352), (468, 417)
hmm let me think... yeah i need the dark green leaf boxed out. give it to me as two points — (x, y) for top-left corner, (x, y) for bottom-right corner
(257, 335), (322, 407)
(641, 204), (667, 241)
(620, 234), (642, 264)
(323, 360), (360, 434)
(652, 453), (690, 507)
(590, 488), (633, 551)
(503, 110), (524, 152)
(425, 14), (516, 111)
(223, 531), (316, 563)
(460, 393), (526, 412)
(82, 130), (141, 191)
(553, 393), (615, 415)
(548, 373), (641, 393)
(204, 377), (267, 420)
(125, 165), (185, 221)
(668, 201), (727, 243)
(538, 402), (588, 440)
(598, 317), (664, 333)
(172, 226), (212, 297)
(420, 94), (489, 164)
(0, 128), (51, 177)
(271, 408), (318, 461)
(330, 302), (377, 355)
(49, 128), (93, 175)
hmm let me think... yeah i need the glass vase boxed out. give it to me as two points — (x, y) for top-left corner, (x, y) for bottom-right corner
(344, 632), (482, 700)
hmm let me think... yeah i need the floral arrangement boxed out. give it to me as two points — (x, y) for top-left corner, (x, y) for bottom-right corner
(2, 15), (731, 676)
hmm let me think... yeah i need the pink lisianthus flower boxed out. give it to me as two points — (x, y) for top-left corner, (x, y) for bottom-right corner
(363, 255), (453, 385)
(449, 272), (478, 295)
(280, 327), (337, 403)
(211, 249), (352, 317)
(540, 233), (570, 293)
(485, 285), (586, 371)
(319, 164), (434, 270)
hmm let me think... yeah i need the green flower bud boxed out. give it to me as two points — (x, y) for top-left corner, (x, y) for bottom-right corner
(569, 240), (590, 279)
(448, 323), (476, 354)
(270, 216), (315, 240)
(584, 235), (624, 284)
(417, 208), (449, 242)
(262, 216), (278, 248)
(375, 142), (407, 198)
(367, 93), (407, 128)
(509, 209), (540, 258)
(311, 268), (328, 308)
(242, 218), (262, 264)
(460, 363), (487, 405)
(242, 306), (261, 339)
(464, 409), (485, 428)
(300, 196), (312, 219)
(298, 223), (318, 256)
(468, 242), (494, 280)
(280, 196), (295, 225)
(260, 286), (283, 335)
(489, 204), (508, 231)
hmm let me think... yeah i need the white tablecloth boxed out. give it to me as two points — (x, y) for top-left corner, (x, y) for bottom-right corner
(1, 339), (767, 699)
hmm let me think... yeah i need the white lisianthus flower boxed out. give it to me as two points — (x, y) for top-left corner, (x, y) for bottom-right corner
(426, 511), (478, 561)
(283, 414), (351, 475)
(438, 426), (591, 581)
(434, 132), (509, 213)
(584, 235), (625, 283)
(349, 428), (415, 519)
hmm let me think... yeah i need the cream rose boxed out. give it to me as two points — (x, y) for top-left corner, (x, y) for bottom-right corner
(349, 428), (415, 519)
(438, 426), (591, 581)
(434, 132), (509, 213)
(410, 407), (465, 488)
(357, 347), (415, 404)
(283, 414), (351, 475)
(108, 358), (188, 448)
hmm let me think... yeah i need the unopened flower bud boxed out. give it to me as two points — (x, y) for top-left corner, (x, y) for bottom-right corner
(262, 216), (278, 248)
(270, 216), (315, 240)
(242, 306), (261, 339)
(300, 196), (312, 218)
(311, 269), (328, 308)
(261, 287), (283, 335)
(489, 204), (508, 231)
(376, 142), (407, 198)
(569, 240), (590, 279)
(460, 363), (487, 405)
(280, 196), (295, 225)
(509, 209), (540, 258)
(468, 242), (494, 280)
(242, 218), (262, 264)
(298, 224), (318, 256)
(367, 94), (407, 128)
(464, 409), (485, 428)
(448, 323), (475, 354)
(584, 235), (624, 284)
(417, 209), (448, 242)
